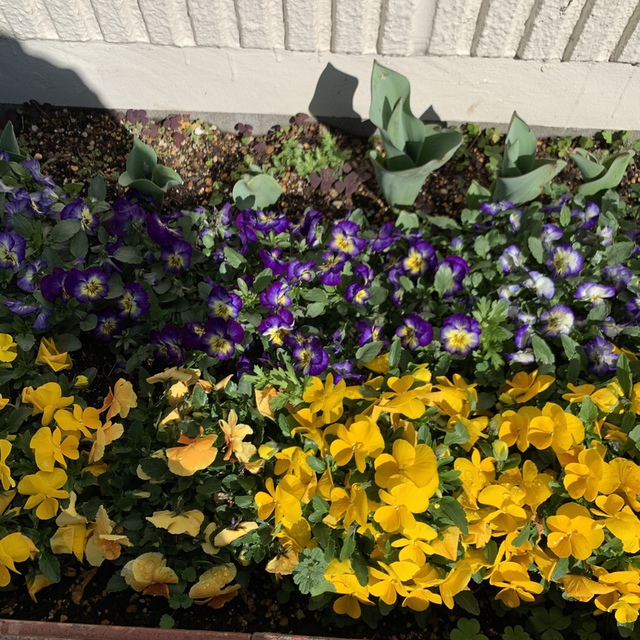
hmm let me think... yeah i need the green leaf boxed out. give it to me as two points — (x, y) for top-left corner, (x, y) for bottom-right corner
(437, 496), (468, 535)
(339, 532), (356, 561)
(159, 614), (175, 630)
(454, 592), (480, 616)
(126, 137), (157, 179)
(617, 352), (633, 398)
(474, 235), (490, 258)
(70, 230), (89, 259)
(306, 456), (326, 473)
(223, 246), (246, 269)
(444, 420), (470, 447)
(434, 264), (454, 297)
(14, 333), (35, 352)
(394, 211), (420, 231)
(605, 241), (635, 265)
(551, 556), (570, 581)
(106, 572), (129, 592)
(50, 219), (81, 243)
(531, 335), (555, 366)
(292, 548), (335, 597)
(306, 302), (326, 318)
(113, 246), (143, 264)
(579, 396), (598, 424)
(0, 121), (27, 162)
(355, 341), (384, 364)
(512, 521), (534, 547)
(233, 173), (283, 210)
(88, 175), (107, 201)
(389, 338), (402, 368)
(38, 554), (61, 583)
(528, 236), (544, 263)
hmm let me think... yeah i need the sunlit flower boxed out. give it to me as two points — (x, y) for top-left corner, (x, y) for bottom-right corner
(374, 482), (431, 533)
(219, 409), (254, 461)
(146, 509), (204, 536)
(527, 402), (584, 454)
(165, 428), (218, 476)
(22, 383), (74, 426)
(540, 305), (574, 337)
(325, 558), (371, 618)
(207, 285), (242, 320)
(329, 220), (366, 256)
(501, 370), (554, 404)
(402, 240), (436, 276)
(523, 271), (554, 299)
(396, 314), (433, 350)
(0, 334), (17, 365)
(55, 404), (101, 437)
(189, 564), (241, 608)
(441, 314), (481, 356)
(30, 427), (79, 472)
(330, 416), (384, 473)
(575, 281), (616, 306)
(369, 561), (419, 606)
(101, 378), (137, 421)
(303, 374), (346, 425)
(547, 244), (583, 278)
(546, 503), (604, 560)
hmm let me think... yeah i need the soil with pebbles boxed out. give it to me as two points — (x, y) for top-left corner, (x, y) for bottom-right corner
(0, 103), (637, 638)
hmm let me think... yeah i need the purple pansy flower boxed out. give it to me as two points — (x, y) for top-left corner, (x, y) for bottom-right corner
(356, 320), (384, 348)
(345, 283), (370, 306)
(507, 350), (536, 365)
(117, 282), (150, 320)
(202, 318), (245, 360)
(329, 221), (366, 257)
(450, 237), (463, 252)
(602, 317), (626, 340)
(402, 240), (436, 276)
(547, 244), (583, 279)
(291, 209), (321, 249)
(66, 267), (109, 303)
(40, 268), (69, 303)
(597, 226), (614, 246)
(541, 224), (564, 248)
(603, 264), (632, 292)
(146, 212), (183, 246)
(94, 311), (122, 341)
(183, 322), (207, 350)
(396, 314), (433, 350)
(572, 202), (599, 230)
(540, 305), (574, 337)
(625, 297), (640, 323)
(354, 264), (374, 286)
(161, 240), (192, 274)
(258, 309), (295, 346)
(575, 281), (616, 306)
(286, 260), (315, 284)
(480, 201), (516, 216)
(584, 336), (618, 375)
(317, 252), (346, 287)
(290, 335), (329, 376)
(150, 324), (185, 363)
(33, 307), (52, 331)
(3, 299), (40, 315)
(61, 198), (99, 234)
(0, 232), (26, 270)
(541, 192), (572, 213)
(499, 246), (523, 274)
(22, 159), (56, 188)
(441, 314), (481, 356)
(514, 324), (533, 350)
(207, 286), (242, 320)
(332, 360), (366, 385)
(260, 281), (291, 309)
(259, 247), (288, 276)
(254, 210), (289, 234)
(524, 271), (555, 300)
(509, 210), (522, 232)
(370, 222), (398, 252)
(17, 259), (48, 293)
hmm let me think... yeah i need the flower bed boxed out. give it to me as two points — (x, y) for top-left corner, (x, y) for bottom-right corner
(2, 65), (640, 640)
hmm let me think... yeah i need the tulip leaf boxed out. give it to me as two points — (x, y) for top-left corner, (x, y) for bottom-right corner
(0, 121), (28, 162)
(493, 160), (566, 205)
(233, 173), (283, 210)
(572, 150), (634, 196)
(126, 136), (157, 179)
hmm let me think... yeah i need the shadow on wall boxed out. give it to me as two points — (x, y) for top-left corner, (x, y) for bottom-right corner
(0, 36), (104, 115)
(308, 63), (446, 138)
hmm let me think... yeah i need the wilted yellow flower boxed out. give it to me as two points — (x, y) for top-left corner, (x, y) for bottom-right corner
(546, 503), (604, 560)
(501, 370), (554, 404)
(29, 427), (79, 472)
(146, 509), (204, 536)
(121, 552), (178, 597)
(35, 337), (72, 372)
(0, 334), (17, 366)
(88, 420), (124, 464)
(189, 564), (240, 608)
(303, 373), (346, 424)
(22, 383), (74, 426)
(219, 409), (253, 461)
(165, 428), (218, 476)
(17, 468), (69, 520)
(146, 367), (201, 386)
(213, 521), (259, 547)
(27, 573), (54, 602)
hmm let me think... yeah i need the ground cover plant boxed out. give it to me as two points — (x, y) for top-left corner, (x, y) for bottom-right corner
(2, 63), (640, 640)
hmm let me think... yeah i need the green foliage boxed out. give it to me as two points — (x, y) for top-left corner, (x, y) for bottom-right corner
(0, 121), (28, 162)
(528, 607), (571, 640)
(492, 112), (566, 205)
(369, 61), (462, 207)
(502, 626), (532, 640)
(450, 618), (489, 640)
(569, 147), (634, 199)
(232, 171), (283, 210)
(118, 137), (182, 203)
(292, 548), (335, 597)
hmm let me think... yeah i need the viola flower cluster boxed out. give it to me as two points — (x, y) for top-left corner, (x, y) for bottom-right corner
(253, 353), (640, 630)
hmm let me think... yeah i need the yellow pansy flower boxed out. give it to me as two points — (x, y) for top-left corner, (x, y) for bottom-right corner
(219, 409), (253, 461)
(592, 494), (640, 553)
(374, 482), (430, 533)
(478, 484), (528, 535)
(546, 503), (604, 560)
(254, 475), (304, 525)
(561, 573), (613, 602)
(55, 404), (101, 437)
(454, 450), (495, 509)
(254, 385), (278, 420)
(498, 406), (541, 452)
(391, 521), (438, 565)
(374, 439), (438, 493)
(17, 468), (69, 519)
(324, 484), (370, 529)
(501, 370), (554, 404)
(330, 416), (384, 473)
(563, 447), (607, 502)
(100, 378), (137, 421)
(50, 492), (89, 562)
(0, 334), (17, 366)
(189, 564), (241, 608)
(608, 594), (640, 624)
(290, 407), (327, 454)
(439, 560), (473, 609)
(146, 509), (205, 536)
(0, 441), (15, 491)
(369, 560), (420, 606)
(213, 521), (259, 547)
(457, 415), (489, 451)
(22, 383), (74, 426)
(88, 419), (123, 464)
(165, 428), (218, 476)
(527, 402), (584, 454)
(428, 374), (477, 418)
(303, 373), (346, 424)
(604, 458), (640, 510)
(29, 427), (79, 472)
(563, 382), (621, 413)
(121, 552), (178, 597)
(325, 558), (371, 619)
(34, 337), (72, 372)
(0, 532), (38, 587)
(489, 561), (544, 608)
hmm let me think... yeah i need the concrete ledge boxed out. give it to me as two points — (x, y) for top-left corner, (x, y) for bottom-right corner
(3, 38), (640, 132)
